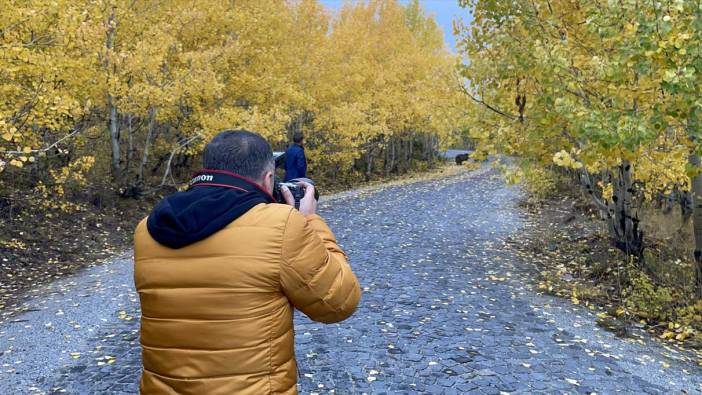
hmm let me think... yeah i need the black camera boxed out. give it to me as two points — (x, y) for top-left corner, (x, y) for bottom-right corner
(273, 177), (319, 209)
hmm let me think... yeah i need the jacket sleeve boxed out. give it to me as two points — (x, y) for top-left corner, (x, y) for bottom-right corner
(297, 149), (307, 177)
(280, 210), (361, 323)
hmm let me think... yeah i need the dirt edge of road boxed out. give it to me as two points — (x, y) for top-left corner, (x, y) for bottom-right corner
(0, 163), (475, 321)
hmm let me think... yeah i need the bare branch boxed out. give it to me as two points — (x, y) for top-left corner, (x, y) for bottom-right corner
(578, 168), (610, 213)
(459, 84), (519, 121)
(159, 134), (202, 187)
(0, 126), (84, 156)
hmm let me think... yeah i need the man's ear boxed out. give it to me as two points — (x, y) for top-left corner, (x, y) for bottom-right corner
(261, 170), (274, 193)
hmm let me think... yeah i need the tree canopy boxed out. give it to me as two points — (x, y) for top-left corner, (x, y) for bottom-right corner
(0, 0), (466, 203)
(456, 0), (702, 292)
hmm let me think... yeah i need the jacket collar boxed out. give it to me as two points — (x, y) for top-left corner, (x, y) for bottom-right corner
(189, 169), (275, 202)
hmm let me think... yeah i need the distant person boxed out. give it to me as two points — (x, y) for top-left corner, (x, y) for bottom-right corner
(284, 132), (307, 181)
(134, 130), (361, 394)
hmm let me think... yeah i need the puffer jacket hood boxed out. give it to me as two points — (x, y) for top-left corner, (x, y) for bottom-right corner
(146, 169), (275, 249)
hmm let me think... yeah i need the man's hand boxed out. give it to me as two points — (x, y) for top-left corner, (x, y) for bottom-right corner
(295, 181), (317, 216)
(280, 184), (295, 206)
(280, 182), (317, 217)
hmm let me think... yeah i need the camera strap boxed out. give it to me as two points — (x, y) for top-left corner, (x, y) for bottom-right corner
(188, 169), (276, 203)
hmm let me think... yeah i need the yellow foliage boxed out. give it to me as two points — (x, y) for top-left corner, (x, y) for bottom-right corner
(0, 0), (466, 204)
(457, 0), (702, 204)
(553, 150), (583, 170)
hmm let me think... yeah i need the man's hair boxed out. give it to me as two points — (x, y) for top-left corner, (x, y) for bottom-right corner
(203, 130), (273, 180)
(293, 132), (304, 144)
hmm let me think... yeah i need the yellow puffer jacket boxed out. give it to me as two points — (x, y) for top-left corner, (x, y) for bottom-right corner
(133, 203), (361, 394)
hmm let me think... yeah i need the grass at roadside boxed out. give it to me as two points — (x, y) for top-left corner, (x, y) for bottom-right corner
(514, 190), (702, 365)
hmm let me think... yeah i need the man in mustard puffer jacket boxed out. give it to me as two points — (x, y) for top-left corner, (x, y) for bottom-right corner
(133, 130), (361, 394)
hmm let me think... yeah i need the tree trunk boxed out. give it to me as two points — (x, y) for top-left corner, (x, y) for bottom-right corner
(138, 108), (156, 184)
(689, 153), (702, 297)
(105, 10), (120, 181)
(577, 165), (643, 258)
(108, 95), (120, 180)
(383, 138), (390, 177)
(387, 138), (396, 175)
(365, 150), (373, 181)
(607, 162), (643, 257)
(680, 190), (694, 221)
(124, 113), (134, 182)
(409, 134), (413, 161)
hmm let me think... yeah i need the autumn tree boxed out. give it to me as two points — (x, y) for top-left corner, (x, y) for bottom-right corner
(456, 0), (702, 294)
(1, 0), (465, 208)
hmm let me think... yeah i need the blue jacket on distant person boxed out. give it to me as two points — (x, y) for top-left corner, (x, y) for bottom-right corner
(284, 143), (307, 181)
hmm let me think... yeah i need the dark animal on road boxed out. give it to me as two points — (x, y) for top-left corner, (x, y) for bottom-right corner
(455, 153), (470, 165)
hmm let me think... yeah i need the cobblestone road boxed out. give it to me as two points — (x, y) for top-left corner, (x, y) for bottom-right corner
(1, 167), (701, 394)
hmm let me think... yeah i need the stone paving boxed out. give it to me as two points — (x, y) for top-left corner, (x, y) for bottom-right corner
(1, 167), (701, 394)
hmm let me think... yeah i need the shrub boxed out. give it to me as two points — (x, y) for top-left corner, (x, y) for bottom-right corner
(624, 270), (675, 322)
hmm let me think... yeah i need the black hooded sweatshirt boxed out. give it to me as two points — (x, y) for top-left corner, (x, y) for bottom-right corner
(146, 170), (275, 249)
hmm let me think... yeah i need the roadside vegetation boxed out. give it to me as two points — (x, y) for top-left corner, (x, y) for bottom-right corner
(457, 0), (702, 353)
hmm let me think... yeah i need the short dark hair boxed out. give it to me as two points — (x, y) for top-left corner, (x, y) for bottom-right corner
(293, 132), (304, 144)
(203, 130), (273, 180)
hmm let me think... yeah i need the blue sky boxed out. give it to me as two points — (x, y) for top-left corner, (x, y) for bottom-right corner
(318, 0), (472, 52)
